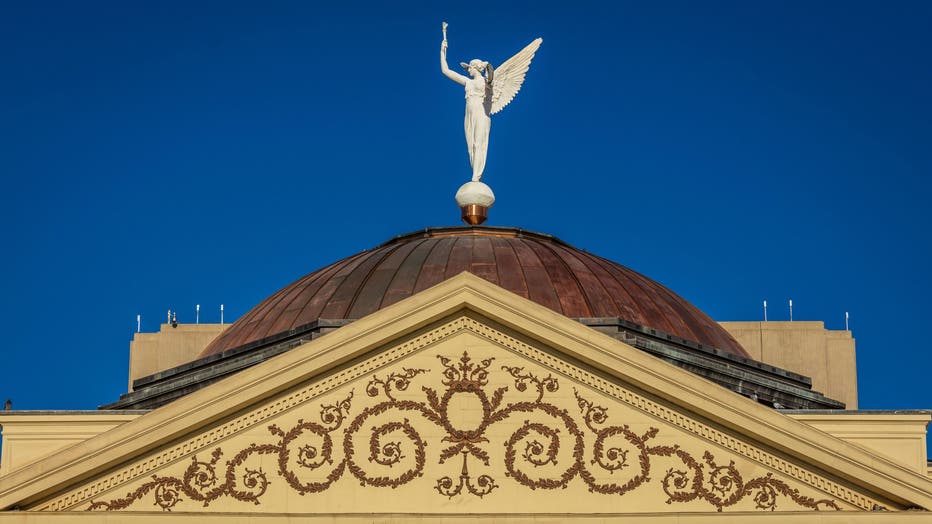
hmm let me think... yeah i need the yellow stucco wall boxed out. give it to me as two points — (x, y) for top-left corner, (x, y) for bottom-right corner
(787, 413), (930, 475)
(0, 414), (141, 477)
(5, 410), (924, 485)
(1, 512), (932, 523)
(127, 323), (226, 390)
(720, 321), (857, 408)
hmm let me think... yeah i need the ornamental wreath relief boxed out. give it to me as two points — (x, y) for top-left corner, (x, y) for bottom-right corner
(88, 351), (841, 512)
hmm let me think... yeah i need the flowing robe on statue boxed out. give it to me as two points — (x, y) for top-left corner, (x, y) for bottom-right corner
(464, 76), (492, 182)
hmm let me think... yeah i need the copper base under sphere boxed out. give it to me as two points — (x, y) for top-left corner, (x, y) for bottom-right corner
(460, 204), (488, 225)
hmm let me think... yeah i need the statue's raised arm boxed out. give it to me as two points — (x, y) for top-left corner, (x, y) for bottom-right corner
(440, 22), (542, 183)
(440, 36), (467, 86)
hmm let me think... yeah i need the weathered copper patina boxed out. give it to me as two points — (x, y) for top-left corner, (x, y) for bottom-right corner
(460, 204), (488, 225)
(200, 227), (749, 359)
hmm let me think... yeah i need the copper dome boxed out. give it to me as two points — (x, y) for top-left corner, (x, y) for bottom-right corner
(200, 227), (748, 359)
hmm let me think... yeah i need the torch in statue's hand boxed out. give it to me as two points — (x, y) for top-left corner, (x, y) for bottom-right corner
(442, 21), (448, 44)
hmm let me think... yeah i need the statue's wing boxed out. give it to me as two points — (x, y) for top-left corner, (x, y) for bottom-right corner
(490, 37), (542, 115)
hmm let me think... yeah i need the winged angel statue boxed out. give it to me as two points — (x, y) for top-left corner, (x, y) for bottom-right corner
(441, 24), (542, 182)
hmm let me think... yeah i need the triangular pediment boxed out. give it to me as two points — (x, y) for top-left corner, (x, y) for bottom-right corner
(1, 273), (930, 516)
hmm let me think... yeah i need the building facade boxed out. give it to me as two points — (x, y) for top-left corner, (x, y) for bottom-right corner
(0, 227), (929, 521)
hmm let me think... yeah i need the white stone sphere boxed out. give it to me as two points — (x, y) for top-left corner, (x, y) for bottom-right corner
(455, 181), (495, 208)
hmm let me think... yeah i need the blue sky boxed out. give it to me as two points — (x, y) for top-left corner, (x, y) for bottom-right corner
(2, 2), (930, 452)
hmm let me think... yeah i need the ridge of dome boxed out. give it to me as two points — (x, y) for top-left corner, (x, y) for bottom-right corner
(377, 226), (569, 248)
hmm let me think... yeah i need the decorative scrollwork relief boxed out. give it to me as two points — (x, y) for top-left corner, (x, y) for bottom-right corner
(88, 352), (841, 512)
